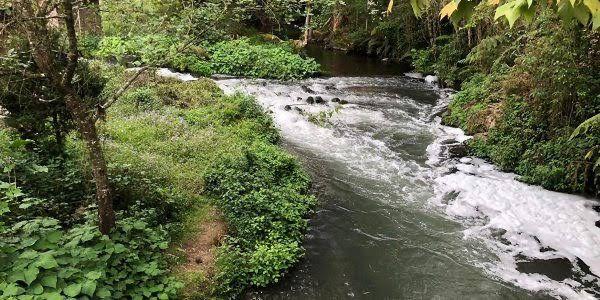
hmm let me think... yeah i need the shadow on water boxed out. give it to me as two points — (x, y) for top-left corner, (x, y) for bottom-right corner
(303, 45), (411, 77)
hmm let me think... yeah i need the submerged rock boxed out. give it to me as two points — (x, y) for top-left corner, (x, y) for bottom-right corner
(284, 105), (292, 111)
(516, 257), (574, 282)
(339, 100), (349, 105)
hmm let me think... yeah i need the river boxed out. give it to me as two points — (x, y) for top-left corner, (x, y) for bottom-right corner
(168, 47), (600, 299)
(212, 48), (600, 299)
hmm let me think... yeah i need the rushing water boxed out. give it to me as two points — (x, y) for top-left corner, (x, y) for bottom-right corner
(159, 49), (600, 299)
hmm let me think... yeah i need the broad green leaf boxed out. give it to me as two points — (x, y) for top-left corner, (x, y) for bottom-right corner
(37, 253), (59, 269)
(0, 201), (9, 214)
(43, 292), (63, 300)
(31, 283), (44, 295)
(23, 266), (39, 285)
(573, 3), (592, 23)
(3, 283), (24, 296)
(46, 230), (62, 243)
(583, 0), (600, 29)
(41, 275), (58, 288)
(96, 287), (112, 298)
(410, 0), (430, 15)
(570, 113), (600, 139)
(63, 283), (82, 297)
(81, 281), (97, 296)
(85, 270), (102, 280)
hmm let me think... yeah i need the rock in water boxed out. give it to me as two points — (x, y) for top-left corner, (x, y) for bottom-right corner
(331, 97), (340, 103)
(301, 85), (316, 93)
(425, 75), (439, 84)
(339, 100), (349, 105)
(447, 143), (468, 158)
(284, 105), (292, 111)
(315, 96), (325, 104)
(306, 96), (315, 104)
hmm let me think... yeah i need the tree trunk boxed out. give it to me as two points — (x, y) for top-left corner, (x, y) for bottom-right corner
(15, 0), (116, 234)
(76, 0), (102, 35)
(64, 91), (115, 234)
(303, 0), (313, 46)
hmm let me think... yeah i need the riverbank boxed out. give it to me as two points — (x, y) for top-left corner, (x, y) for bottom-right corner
(0, 63), (316, 298)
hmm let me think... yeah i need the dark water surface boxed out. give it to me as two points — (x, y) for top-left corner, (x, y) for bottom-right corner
(304, 45), (410, 77)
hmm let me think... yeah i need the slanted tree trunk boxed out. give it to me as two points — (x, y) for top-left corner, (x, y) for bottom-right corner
(15, 0), (115, 234)
(64, 91), (115, 234)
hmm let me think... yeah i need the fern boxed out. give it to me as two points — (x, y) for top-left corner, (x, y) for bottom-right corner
(570, 113), (600, 140)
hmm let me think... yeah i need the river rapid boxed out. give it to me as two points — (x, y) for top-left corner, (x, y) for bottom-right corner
(159, 49), (600, 299)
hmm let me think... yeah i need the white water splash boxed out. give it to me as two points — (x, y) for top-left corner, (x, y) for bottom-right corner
(428, 117), (600, 299)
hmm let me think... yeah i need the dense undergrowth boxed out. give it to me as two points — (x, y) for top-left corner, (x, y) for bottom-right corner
(438, 15), (600, 195)
(0, 66), (315, 298)
(81, 35), (319, 80)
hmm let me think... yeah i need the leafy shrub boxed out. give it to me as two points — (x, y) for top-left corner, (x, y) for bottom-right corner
(410, 48), (436, 75)
(0, 215), (182, 299)
(444, 74), (493, 130)
(204, 142), (315, 297)
(442, 13), (599, 195)
(0, 137), (181, 299)
(209, 38), (320, 80)
(91, 35), (212, 76)
(410, 35), (471, 87)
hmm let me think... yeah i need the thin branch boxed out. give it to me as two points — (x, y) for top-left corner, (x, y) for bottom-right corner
(97, 66), (149, 112)
(61, 0), (78, 87)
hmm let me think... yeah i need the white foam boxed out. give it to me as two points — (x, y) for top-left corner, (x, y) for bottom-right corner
(428, 120), (600, 298)
(425, 75), (439, 85)
(156, 68), (198, 81)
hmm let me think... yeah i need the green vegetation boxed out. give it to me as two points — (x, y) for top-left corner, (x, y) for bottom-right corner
(104, 74), (316, 297)
(2, 0), (599, 299)
(209, 39), (320, 79)
(2, 1), (322, 297)
(1, 66), (315, 298)
(439, 14), (600, 195)
(84, 36), (319, 79)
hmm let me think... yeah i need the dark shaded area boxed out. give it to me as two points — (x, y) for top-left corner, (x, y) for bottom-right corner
(304, 45), (410, 77)
(516, 257), (574, 281)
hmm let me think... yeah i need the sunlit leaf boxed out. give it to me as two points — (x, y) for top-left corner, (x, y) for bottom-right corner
(583, 0), (600, 29)
(440, 1), (459, 19)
